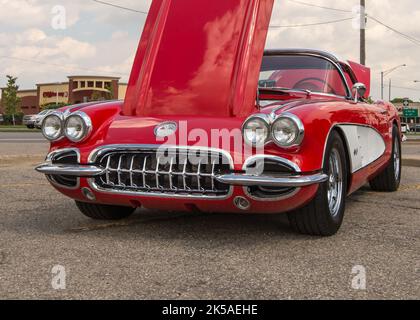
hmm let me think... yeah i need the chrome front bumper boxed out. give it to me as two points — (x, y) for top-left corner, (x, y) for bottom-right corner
(216, 173), (328, 187)
(35, 163), (327, 188)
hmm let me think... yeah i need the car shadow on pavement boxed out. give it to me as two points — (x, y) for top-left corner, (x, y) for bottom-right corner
(3, 200), (317, 244)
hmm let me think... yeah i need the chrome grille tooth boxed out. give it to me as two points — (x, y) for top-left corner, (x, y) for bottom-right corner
(105, 155), (111, 185)
(142, 156), (148, 189)
(182, 158), (189, 191)
(129, 155), (136, 188)
(211, 159), (216, 191)
(197, 159), (203, 191)
(169, 157), (174, 190)
(117, 155), (124, 187)
(155, 156), (161, 189)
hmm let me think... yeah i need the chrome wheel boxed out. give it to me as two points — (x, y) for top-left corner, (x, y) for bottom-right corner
(394, 138), (401, 181)
(327, 148), (343, 218)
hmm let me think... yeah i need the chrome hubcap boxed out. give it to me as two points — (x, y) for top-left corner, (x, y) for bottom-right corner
(327, 149), (343, 218)
(394, 138), (401, 181)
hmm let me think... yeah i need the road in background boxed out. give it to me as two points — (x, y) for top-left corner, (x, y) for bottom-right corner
(0, 132), (48, 157)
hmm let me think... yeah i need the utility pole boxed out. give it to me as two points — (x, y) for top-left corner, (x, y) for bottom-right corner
(389, 79), (392, 102)
(381, 71), (384, 100)
(381, 64), (407, 100)
(360, 0), (366, 65)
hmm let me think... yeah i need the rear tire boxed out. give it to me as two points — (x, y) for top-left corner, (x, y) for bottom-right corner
(75, 201), (136, 220)
(369, 125), (401, 192)
(287, 130), (348, 236)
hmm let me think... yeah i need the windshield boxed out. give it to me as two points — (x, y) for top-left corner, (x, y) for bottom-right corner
(259, 55), (348, 97)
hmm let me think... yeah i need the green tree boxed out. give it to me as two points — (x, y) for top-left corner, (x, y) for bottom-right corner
(391, 98), (413, 104)
(3, 75), (21, 125)
(105, 84), (114, 100)
(90, 91), (104, 102)
(366, 96), (374, 104)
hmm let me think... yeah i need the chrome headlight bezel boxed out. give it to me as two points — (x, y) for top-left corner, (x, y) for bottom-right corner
(242, 114), (271, 147)
(271, 113), (305, 148)
(64, 111), (92, 143)
(41, 111), (64, 141)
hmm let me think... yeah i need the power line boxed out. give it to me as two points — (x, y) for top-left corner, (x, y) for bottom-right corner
(286, 0), (351, 13)
(270, 17), (353, 28)
(0, 55), (129, 77)
(368, 15), (420, 46)
(391, 85), (420, 93)
(287, 0), (420, 46)
(91, 0), (148, 14)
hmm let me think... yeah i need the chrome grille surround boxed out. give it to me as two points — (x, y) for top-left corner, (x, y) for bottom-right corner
(88, 145), (234, 199)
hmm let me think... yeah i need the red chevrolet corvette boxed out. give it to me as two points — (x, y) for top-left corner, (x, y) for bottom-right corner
(36, 0), (401, 236)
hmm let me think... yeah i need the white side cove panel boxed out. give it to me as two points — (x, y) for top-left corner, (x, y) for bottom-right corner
(337, 125), (386, 173)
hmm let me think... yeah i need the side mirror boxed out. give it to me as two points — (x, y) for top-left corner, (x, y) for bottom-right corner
(352, 83), (367, 103)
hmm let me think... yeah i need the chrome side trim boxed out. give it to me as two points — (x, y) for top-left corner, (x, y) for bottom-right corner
(215, 173), (328, 188)
(36, 164), (104, 177)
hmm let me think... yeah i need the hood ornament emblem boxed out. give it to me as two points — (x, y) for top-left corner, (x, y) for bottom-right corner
(154, 122), (178, 138)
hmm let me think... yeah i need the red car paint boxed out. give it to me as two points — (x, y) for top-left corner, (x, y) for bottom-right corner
(44, 0), (400, 214)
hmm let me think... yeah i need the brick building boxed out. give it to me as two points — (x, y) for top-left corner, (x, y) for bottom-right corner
(0, 76), (128, 115)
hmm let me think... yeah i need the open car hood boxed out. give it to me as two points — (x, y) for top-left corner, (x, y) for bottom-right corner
(123, 0), (274, 118)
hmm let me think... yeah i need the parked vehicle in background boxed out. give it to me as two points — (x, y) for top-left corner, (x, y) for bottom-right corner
(0, 114), (3, 124)
(34, 110), (55, 129)
(23, 114), (37, 129)
(400, 123), (410, 133)
(410, 124), (420, 133)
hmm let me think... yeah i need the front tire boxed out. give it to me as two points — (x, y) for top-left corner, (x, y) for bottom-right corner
(287, 130), (348, 236)
(75, 201), (136, 220)
(369, 125), (401, 192)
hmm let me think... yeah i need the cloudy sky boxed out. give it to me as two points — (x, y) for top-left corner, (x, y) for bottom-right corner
(1, 0), (420, 101)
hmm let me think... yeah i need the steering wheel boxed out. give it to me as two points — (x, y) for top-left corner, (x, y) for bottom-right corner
(293, 77), (337, 95)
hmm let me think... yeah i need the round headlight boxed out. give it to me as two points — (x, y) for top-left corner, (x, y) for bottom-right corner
(64, 112), (92, 143)
(42, 114), (63, 141)
(271, 114), (304, 147)
(242, 115), (270, 147)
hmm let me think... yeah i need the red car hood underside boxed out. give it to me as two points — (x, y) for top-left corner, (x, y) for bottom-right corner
(123, 0), (275, 118)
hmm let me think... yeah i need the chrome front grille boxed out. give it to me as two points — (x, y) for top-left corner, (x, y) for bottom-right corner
(93, 148), (232, 198)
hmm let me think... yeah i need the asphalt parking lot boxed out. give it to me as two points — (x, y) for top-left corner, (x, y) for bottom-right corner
(0, 133), (419, 299)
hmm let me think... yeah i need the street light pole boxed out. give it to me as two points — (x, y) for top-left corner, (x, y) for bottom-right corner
(389, 79), (392, 102)
(381, 64), (407, 100)
(381, 71), (384, 100)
